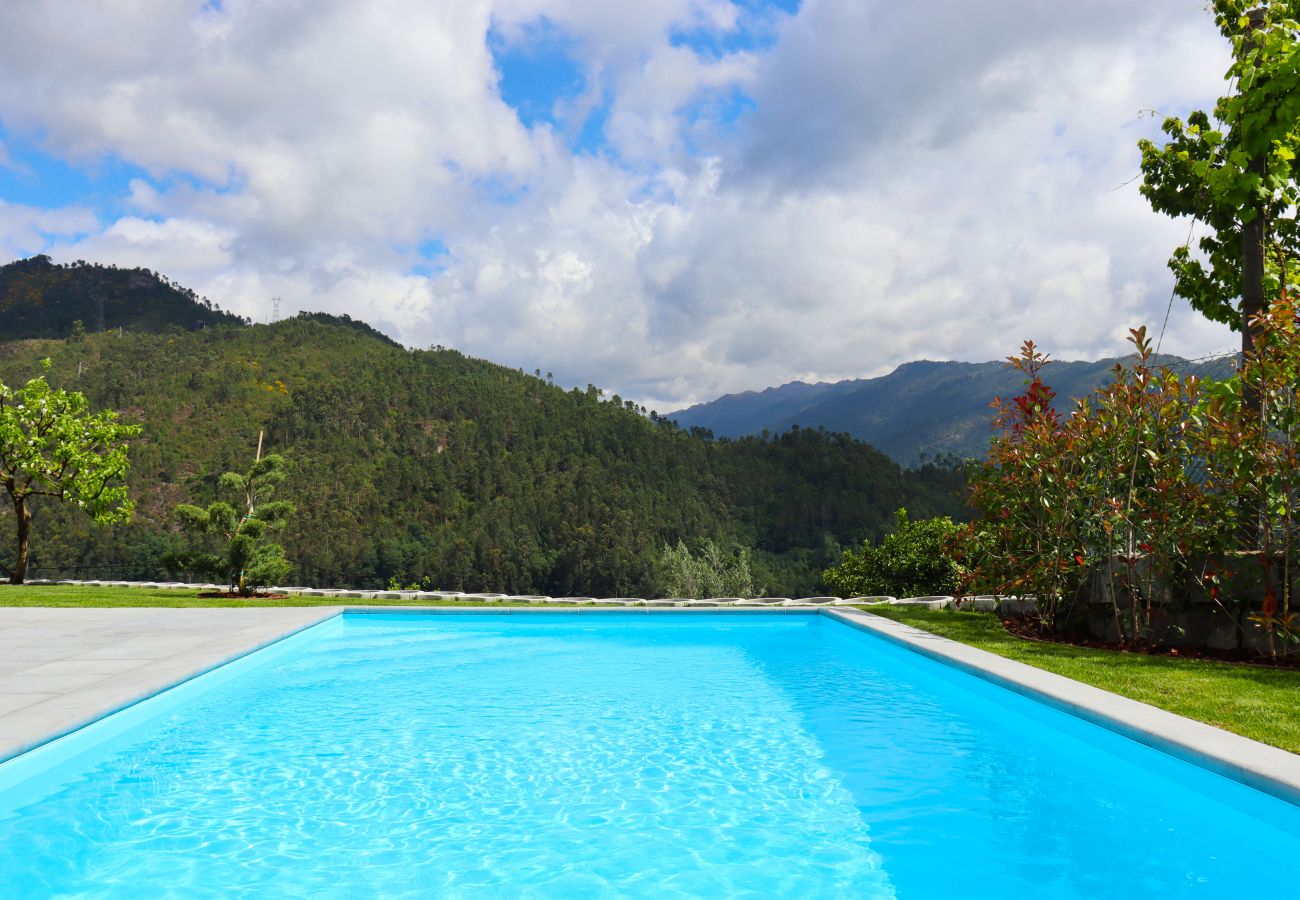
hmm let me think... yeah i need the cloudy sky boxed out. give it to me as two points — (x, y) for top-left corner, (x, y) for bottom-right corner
(0, 0), (1237, 410)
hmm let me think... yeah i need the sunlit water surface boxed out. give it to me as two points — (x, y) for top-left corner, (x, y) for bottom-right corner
(1, 613), (1297, 898)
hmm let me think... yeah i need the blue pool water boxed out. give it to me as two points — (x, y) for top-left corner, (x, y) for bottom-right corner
(0, 612), (1297, 898)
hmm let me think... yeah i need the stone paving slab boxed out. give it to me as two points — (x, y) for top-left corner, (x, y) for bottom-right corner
(0, 606), (341, 764)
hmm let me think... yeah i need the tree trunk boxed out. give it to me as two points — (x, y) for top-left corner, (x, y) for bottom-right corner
(1238, 8), (1269, 552)
(1241, 7), (1268, 413)
(10, 495), (31, 585)
(1242, 157), (1266, 393)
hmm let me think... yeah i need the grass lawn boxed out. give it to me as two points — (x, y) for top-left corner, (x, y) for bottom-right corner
(860, 605), (1300, 754)
(0, 584), (630, 608)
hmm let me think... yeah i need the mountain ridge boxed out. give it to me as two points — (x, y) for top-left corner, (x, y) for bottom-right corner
(670, 353), (1236, 465)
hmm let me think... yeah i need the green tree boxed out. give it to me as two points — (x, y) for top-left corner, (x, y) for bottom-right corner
(170, 453), (294, 595)
(1138, 1), (1300, 353)
(0, 363), (139, 584)
(823, 508), (964, 599)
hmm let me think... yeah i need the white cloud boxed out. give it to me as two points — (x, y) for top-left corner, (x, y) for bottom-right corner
(0, 0), (1241, 410)
(71, 216), (237, 276)
(0, 201), (97, 261)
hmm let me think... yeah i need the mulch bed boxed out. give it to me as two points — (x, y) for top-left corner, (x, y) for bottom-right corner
(999, 616), (1300, 671)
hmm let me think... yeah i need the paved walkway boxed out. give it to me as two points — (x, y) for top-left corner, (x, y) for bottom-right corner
(0, 606), (340, 763)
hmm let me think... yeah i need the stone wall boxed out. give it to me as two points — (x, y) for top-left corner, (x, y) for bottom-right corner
(1069, 555), (1292, 656)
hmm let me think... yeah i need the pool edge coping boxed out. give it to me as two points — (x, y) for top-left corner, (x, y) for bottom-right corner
(823, 606), (1300, 807)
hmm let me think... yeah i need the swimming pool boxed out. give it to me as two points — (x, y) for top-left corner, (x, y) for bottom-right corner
(1, 611), (1296, 897)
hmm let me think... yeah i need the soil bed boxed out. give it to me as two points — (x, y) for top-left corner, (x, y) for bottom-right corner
(196, 591), (291, 600)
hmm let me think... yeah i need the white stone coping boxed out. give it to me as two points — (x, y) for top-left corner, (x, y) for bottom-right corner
(888, 596), (955, 610)
(822, 607), (1300, 807)
(13, 581), (844, 608)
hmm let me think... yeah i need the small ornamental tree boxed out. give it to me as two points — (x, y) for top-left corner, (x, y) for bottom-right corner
(169, 453), (294, 596)
(959, 343), (1083, 626)
(0, 363), (140, 584)
(962, 334), (1228, 640)
(823, 508), (964, 599)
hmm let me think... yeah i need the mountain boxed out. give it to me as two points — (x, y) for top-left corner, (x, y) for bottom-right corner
(0, 255), (246, 339)
(670, 354), (1236, 466)
(0, 260), (967, 597)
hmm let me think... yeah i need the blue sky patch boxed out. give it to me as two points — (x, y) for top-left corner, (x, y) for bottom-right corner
(406, 238), (449, 277)
(670, 0), (799, 58)
(490, 19), (588, 132)
(0, 126), (140, 215)
(572, 95), (611, 156)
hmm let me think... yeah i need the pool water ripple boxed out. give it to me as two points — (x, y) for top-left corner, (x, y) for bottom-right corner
(0, 613), (1297, 898)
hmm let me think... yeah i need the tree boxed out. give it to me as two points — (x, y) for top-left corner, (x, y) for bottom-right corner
(169, 453), (294, 596)
(0, 363), (139, 584)
(1138, 2), (1300, 356)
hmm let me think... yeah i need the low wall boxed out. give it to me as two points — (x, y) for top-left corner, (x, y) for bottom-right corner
(1071, 556), (1291, 656)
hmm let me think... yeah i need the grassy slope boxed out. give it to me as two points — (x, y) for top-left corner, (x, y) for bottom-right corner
(861, 606), (1300, 753)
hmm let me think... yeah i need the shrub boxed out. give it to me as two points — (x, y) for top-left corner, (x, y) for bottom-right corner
(963, 298), (1300, 657)
(961, 331), (1221, 639)
(823, 508), (963, 598)
(654, 539), (759, 598)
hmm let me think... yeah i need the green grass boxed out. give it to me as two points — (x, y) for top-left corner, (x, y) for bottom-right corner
(0, 584), (627, 608)
(859, 605), (1300, 754)
(3, 585), (1296, 753)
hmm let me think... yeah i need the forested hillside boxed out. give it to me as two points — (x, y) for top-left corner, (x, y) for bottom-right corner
(0, 256), (245, 339)
(0, 268), (966, 595)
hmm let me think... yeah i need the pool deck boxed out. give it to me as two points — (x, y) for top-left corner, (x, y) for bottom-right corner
(0, 605), (1297, 808)
(0, 606), (340, 763)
